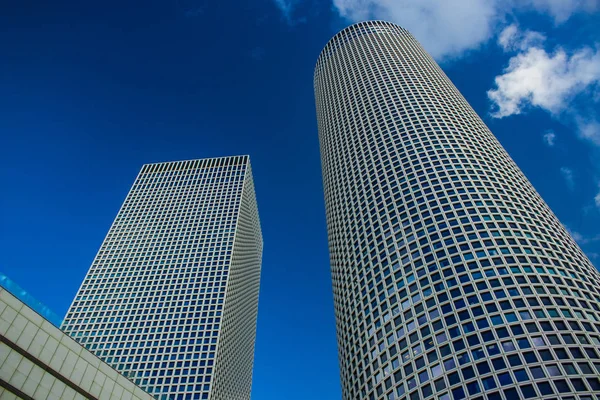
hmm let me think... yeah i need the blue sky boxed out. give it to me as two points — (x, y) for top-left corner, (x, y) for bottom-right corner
(1, 1), (599, 399)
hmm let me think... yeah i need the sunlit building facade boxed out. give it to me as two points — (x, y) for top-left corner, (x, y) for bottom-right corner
(315, 21), (600, 400)
(61, 156), (263, 400)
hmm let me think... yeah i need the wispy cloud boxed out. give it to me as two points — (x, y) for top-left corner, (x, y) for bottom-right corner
(180, 0), (207, 18)
(595, 186), (600, 208)
(569, 229), (585, 243)
(568, 228), (600, 245)
(328, 0), (596, 59)
(497, 24), (545, 52)
(184, 7), (204, 17)
(560, 166), (575, 190)
(523, 0), (598, 23)
(273, 0), (294, 20)
(543, 130), (556, 146)
(272, 0), (306, 25)
(575, 117), (600, 146)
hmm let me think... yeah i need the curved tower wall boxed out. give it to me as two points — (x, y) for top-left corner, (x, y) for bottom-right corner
(315, 21), (600, 400)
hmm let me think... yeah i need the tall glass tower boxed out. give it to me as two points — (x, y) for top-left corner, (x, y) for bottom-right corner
(61, 156), (263, 400)
(315, 21), (600, 400)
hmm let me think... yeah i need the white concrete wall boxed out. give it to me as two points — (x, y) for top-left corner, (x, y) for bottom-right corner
(0, 287), (155, 400)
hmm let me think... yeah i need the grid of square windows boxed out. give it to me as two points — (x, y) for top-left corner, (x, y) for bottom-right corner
(315, 21), (600, 400)
(61, 156), (263, 400)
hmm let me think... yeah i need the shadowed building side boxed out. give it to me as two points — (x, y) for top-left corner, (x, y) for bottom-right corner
(210, 166), (263, 400)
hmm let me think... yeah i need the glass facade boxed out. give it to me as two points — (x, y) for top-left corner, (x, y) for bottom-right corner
(315, 21), (600, 400)
(61, 156), (263, 400)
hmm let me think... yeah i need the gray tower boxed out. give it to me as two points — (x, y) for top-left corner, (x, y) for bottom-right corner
(62, 156), (263, 400)
(315, 21), (600, 400)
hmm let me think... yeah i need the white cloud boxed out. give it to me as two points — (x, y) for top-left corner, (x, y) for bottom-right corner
(273, 0), (300, 23)
(497, 24), (519, 50)
(328, 0), (596, 59)
(489, 26), (600, 212)
(523, 0), (599, 23)
(569, 229), (586, 243)
(274, 0), (292, 18)
(488, 44), (600, 118)
(575, 117), (600, 145)
(570, 229), (600, 244)
(543, 130), (556, 146)
(567, 227), (600, 244)
(332, 0), (498, 59)
(498, 24), (545, 52)
(560, 167), (575, 190)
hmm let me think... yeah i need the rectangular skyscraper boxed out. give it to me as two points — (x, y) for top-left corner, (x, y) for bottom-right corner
(61, 156), (263, 400)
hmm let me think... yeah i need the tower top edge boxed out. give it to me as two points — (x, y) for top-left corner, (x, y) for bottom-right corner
(314, 20), (406, 74)
(139, 155), (251, 173)
(142, 155), (250, 167)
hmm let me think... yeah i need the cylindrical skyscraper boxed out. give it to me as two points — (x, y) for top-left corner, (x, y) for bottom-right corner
(315, 21), (600, 400)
